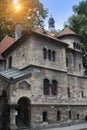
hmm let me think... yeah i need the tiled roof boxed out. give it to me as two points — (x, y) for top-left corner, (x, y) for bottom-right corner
(0, 35), (15, 60)
(32, 29), (69, 46)
(58, 28), (76, 37)
(2, 29), (69, 55)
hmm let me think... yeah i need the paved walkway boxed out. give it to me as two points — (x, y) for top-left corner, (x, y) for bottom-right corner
(43, 123), (87, 130)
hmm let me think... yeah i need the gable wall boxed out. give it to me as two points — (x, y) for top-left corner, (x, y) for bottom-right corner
(5, 35), (67, 72)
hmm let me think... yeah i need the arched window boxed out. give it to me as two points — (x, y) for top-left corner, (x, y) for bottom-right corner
(57, 111), (61, 121)
(8, 56), (12, 68)
(43, 111), (47, 122)
(51, 80), (58, 95)
(52, 51), (56, 62)
(69, 111), (71, 119)
(66, 57), (68, 67)
(81, 91), (84, 98)
(43, 79), (50, 95)
(73, 42), (76, 49)
(48, 49), (51, 61)
(79, 64), (81, 70)
(76, 43), (79, 49)
(67, 87), (70, 98)
(77, 114), (79, 119)
(43, 48), (47, 60)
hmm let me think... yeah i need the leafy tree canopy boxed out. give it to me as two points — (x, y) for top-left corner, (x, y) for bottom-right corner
(0, 0), (48, 41)
(64, 0), (87, 74)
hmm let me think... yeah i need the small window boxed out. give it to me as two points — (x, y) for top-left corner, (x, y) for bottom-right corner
(76, 43), (79, 49)
(52, 51), (56, 62)
(8, 56), (12, 68)
(78, 44), (81, 50)
(69, 111), (71, 119)
(77, 114), (79, 119)
(81, 91), (84, 98)
(73, 42), (76, 49)
(43, 48), (47, 60)
(43, 111), (47, 122)
(2, 90), (7, 97)
(48, 49), (51, 61)
(51, 80), (58, 95)
(57, 111), (61, 121)
(66, 57), (68, 67)
(79, 64), (81, 70)
(43, 79), (50, 95)
(67, 87), (70, 98)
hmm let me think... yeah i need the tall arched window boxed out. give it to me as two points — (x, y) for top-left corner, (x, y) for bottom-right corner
(57, 111), (61, 121)
(77, 114), (79, 119)
(43, 48), (47, 60)
(81, 91), (84, 98)
(48, 49), (51, 61)
(52, 51), (56, 62)
(43, 111), (47, 122)
(51, 80), (58, 95)
(43, 79), (50, 95)
(8, 56), (12, 68)
(67, 87), (70, 98)
(73, 42), (76, 49)
(69, 111), (71, 119)
(66, 57), (68, 67)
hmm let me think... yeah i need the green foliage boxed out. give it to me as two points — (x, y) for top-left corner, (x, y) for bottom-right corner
(0, 0), (48, 41)
(65, 0), (87, 74)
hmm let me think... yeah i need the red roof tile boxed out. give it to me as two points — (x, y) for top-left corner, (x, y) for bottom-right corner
(59, 28), (76, 37)
(0, 35), (14, 60)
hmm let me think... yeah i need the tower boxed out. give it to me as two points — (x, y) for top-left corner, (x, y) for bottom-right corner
(48, 16), (57, 33)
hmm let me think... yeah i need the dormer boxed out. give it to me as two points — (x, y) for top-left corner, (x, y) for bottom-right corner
(58, 28), (82, 52)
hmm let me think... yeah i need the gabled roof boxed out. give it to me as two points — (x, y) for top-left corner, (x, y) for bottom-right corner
(2, 29), (69, 56)
(0, 68), (31, 83)
(58, 28), (80, 38)
(33, 29), (68, 45)
(0, 35), (15, 60)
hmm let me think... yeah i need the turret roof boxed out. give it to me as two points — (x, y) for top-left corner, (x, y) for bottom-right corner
(58, 28), (77, 37)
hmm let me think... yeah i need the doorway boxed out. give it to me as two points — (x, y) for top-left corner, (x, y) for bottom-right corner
(16, 97), (31, 127)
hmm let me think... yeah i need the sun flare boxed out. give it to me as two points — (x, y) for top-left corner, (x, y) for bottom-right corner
(15, 3), (22, 12)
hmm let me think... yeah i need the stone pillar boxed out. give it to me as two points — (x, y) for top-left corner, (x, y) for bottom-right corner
(10, 105), (18, 130)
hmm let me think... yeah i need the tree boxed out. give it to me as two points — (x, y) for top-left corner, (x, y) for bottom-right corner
(0, 0), (48, 41)
(64, 0), (87, 74)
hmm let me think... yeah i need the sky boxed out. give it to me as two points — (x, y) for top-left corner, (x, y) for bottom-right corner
(40, 0), (82, 30)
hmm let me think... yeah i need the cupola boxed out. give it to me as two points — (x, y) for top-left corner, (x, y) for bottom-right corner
(48, 16), (57, 33)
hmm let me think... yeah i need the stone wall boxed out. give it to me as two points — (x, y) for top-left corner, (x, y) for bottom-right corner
(8, 66), (87, 106)
(0, 61), (5, 71)
(59, 35), (81, 49)
(66, 50), (83, 76)
(27, 66), (68, 104)
(5, 34), (67, 72)
(31, 105), (87, 129)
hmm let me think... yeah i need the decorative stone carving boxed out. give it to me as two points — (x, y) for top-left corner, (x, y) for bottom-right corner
(18, 81), (31, 90)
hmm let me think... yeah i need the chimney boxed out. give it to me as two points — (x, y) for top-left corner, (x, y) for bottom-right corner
(15, 24), (22, 41)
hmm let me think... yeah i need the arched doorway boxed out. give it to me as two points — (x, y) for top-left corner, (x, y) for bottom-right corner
(16, 97), (31, 127)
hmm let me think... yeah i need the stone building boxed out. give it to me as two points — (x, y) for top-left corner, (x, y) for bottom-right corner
(0, 18), (87, 130)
